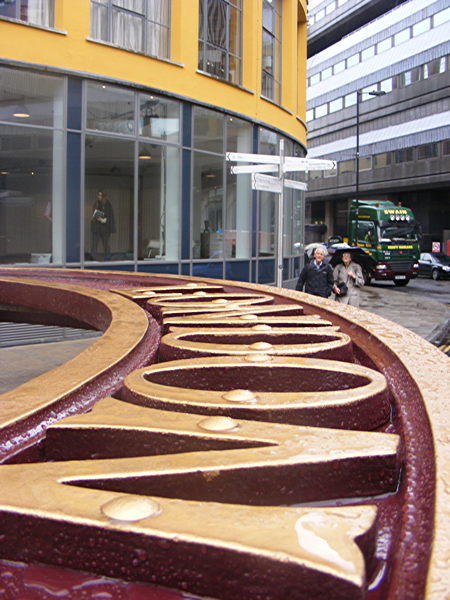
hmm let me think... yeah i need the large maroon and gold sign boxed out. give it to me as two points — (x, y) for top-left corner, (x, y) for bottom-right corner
(0, 268), (448, 600)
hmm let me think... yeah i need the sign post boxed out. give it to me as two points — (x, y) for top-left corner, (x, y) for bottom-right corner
(227, 146), (336, 287)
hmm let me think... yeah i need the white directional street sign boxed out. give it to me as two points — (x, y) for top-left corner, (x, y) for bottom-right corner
(252, 173), (283, 193)
(227, 152), (336, 173)
(284, 179), (308, 191)
(227, 144), (336, 288)
(231, 164), (278, 174)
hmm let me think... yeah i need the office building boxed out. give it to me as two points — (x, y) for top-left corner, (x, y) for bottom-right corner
(305, 0), (450, 251)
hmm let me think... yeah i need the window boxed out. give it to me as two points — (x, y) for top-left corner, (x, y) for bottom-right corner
(198, 0), (242, 84)
(394, 148), (414, 163)
(310, 72), (320, 85)
(374, 153), (391, 168)
(90, 0), (170, 58)
(261, 0), (282, 104)
(347, 53), (359, 68)
(380, 77), (393, 93)
(423, 57), (446, 78)
(0, 0), (53, 27)
(417, 143), (438, 160)
(434, 7), (450, 27)
(412, 18), (430, 37)
(321, 66), (333, 80)
(338, 159), (355, 174)
(359, 157), (372, 170)
(361, 46), (375, 61)
(377, 38), (392, 54)
(394, 28), (410, 46)
(344, 92), (357, 107)
(0, 66), (65, 265)
(333, 60), (345, 74)
(325, 2), (335, 16)
(315, 103), (328, 118)
(329, 97), (343, 113)
(86, 82), (135, 134)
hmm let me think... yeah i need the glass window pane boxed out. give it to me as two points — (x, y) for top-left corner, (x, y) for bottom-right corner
(192, 152), (224, 259)
(206, 0), (226, 46)
(85, 136), (134, 261)
(377, 38), (392, 53)
(310, 72), (320, 85)
(112, 10), (144, 52)
(258, 127), (279, 155)
(91, 2), (108, 40)
(315, 103), (328, 117)
(394, 28), (410, 45)
(139, 93), (180, 142)
(322, 67), (332, 80)
(146, 23), (169, 57)
(434, 7), (450, 27)
(338, 159), (355, 174)
(226, 117), (252, 259)
(380, 78), (393, 93)
(344, 92), (357, 107)
(193, 106), (224, 153)
(0, 66), (64, 128)
(0, 0), (53, 26)
(329, 97), (343, 112)
(347, 53), (359, 67)
(412, 18), (430, 37)
(361, 46), (375, 60)
(138, 143), (180, 261)
(258, 191), (275, 257)
(86, 82), (135, 134)
(334, 60), (345, 74)
(0, 124), (61, 264)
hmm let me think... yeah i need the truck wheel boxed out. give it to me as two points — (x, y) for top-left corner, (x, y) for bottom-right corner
(363, 272), (372, 285)
(394, 279), (409, 287)
(432, 269), (440, 281)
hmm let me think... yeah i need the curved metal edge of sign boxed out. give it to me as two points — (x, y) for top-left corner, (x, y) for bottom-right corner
(0, 267), (448, 600)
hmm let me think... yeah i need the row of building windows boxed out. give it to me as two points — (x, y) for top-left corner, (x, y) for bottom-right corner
(306, 54), (448, 121)
(308, 0), (353, 26)
(0, 64), (303, 284)
(307, 141), (449, 179)
(307, 6), (450, 87)
(0, 0), (284, 105)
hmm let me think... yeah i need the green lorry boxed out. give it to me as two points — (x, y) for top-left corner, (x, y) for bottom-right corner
(347, 200), (421, 286)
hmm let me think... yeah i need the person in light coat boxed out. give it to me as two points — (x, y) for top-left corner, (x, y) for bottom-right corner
(333, 251), (365, 307)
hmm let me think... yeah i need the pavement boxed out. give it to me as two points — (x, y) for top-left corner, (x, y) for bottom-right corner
(1, 282), (449, 395)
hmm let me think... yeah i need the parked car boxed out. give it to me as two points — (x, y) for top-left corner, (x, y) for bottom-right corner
(418, 252), (450, 280)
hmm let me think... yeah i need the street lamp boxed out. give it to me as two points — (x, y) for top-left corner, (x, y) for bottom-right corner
(354, 89), (386, 245)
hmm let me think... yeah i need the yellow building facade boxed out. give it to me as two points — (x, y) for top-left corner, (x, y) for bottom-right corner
(0, 0), (307, 285)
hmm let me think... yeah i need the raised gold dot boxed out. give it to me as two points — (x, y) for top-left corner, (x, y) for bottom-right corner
(239, 314), (258, 321)
(249, 341), (273, 351)
(197, 416), (240, 432)
(186, 283), (199, 287)
(101, 496), (161, 522)
(193, 291), (207, 296)
(212, 298), (228, 304)
(251, 324), (272, 331)
(222, 389), (258, 403)
(244, 353), (272, 363)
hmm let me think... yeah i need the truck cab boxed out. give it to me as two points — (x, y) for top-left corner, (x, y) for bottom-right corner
(348, 200), (420, 286)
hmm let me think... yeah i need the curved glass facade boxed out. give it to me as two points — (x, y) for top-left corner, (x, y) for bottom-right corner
(0, 64), (305, 285)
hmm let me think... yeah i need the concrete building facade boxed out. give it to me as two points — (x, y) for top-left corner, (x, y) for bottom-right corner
(305, 0), (450, 251)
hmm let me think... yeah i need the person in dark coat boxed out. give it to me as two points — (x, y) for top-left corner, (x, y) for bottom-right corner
(296, 247), (337, 298)
(90, 190), (116, 260)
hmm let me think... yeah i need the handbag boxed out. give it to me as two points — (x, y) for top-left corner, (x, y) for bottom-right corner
(336, 281), (348, 296)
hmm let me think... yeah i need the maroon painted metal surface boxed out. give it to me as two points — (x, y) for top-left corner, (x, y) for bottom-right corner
(0, 267), (447, 600)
